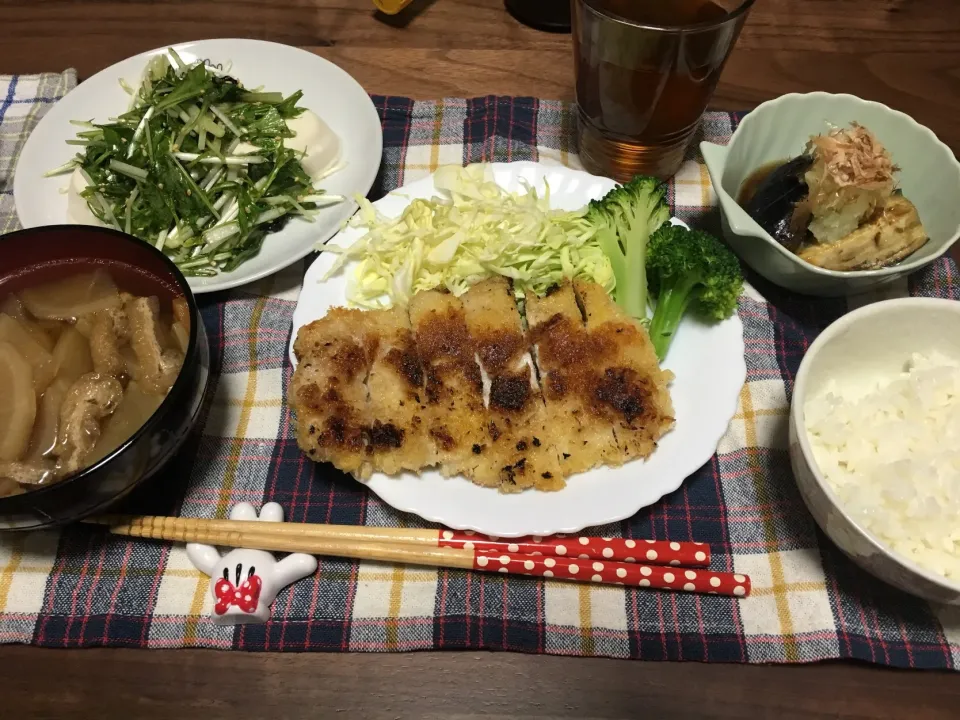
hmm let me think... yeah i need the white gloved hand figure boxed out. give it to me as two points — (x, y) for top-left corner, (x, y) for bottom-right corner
(185, 502), (318, 625)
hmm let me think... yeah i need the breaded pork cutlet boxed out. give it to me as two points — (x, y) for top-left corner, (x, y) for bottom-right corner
(460, 277), (563, 492)
(290, 308), (376, 478)
(364, 306), (434, 475)
(408, 289), (490, 482)
(573, 280), (675, 459)
(290, 279), (675, 492)
(525, 282), (621, 475)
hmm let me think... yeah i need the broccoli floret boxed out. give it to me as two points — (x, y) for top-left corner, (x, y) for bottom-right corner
(645, 225), (744, 360)
(585, 175), (670, 321)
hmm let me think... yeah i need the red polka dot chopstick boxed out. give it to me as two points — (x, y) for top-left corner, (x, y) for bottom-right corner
(436, 530), (710, 568)
(93, 515), (750, 598)
(471, 549), (749, 597)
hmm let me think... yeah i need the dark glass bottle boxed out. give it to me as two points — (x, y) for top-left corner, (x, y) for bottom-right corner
(504, 0), (571, 33)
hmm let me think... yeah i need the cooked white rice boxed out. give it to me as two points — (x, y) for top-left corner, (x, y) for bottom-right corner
(804, 351), (960, 582)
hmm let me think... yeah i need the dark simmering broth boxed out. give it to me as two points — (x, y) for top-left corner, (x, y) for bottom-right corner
(0, 263), (189, 497)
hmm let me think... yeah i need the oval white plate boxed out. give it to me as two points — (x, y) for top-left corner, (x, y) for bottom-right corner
(291, 162), (746, 536)
(14, 38), (383, 294)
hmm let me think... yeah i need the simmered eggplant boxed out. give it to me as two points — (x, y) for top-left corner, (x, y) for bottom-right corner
(742, 154), (813, 251)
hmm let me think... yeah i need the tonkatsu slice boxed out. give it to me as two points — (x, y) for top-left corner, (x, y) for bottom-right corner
(408, 288), (490, 482)
(460, 277), (562, 492)
(290, 307), (376, 478)
(525, 281), (620, 475)
(573, 280), (675, 460)
(364, 306), (434, 474)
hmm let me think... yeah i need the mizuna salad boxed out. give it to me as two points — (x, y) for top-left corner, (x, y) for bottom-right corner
(48, 49), (345, 276)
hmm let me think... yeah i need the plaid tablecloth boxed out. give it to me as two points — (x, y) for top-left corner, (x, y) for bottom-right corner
(2, 72), (960, 667)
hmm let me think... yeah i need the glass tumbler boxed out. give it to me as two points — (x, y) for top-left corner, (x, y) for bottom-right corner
(572, 0), (755, 181)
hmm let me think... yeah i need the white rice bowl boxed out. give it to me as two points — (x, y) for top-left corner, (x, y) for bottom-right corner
(804, 351), (960, 582)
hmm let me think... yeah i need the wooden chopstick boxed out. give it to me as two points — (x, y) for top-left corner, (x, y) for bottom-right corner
(91, 515), (749, 598)
(89, 515), (711, 567)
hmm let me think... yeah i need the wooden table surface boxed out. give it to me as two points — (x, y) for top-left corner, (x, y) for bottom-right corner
(3, 1), (960, 717)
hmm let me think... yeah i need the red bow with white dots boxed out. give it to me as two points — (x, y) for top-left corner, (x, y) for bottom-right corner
(214, 574), (262, 615)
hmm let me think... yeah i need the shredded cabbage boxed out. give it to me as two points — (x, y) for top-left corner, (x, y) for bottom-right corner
(320, 163), (614, 308)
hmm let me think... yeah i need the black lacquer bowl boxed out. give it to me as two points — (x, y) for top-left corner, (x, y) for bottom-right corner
(0, 225), (210, 530)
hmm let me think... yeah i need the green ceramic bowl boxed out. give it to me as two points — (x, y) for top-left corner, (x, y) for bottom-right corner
(701, 93), (960, 297)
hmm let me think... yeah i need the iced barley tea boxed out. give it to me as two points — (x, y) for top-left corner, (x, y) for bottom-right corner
(572, 0), (754, 181)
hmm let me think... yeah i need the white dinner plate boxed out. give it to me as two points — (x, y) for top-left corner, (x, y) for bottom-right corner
(291, 162), (746, 536)
(14, 38), (383, 294)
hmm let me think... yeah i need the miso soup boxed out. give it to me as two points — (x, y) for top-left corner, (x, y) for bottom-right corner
(0, 262), (190, 498)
